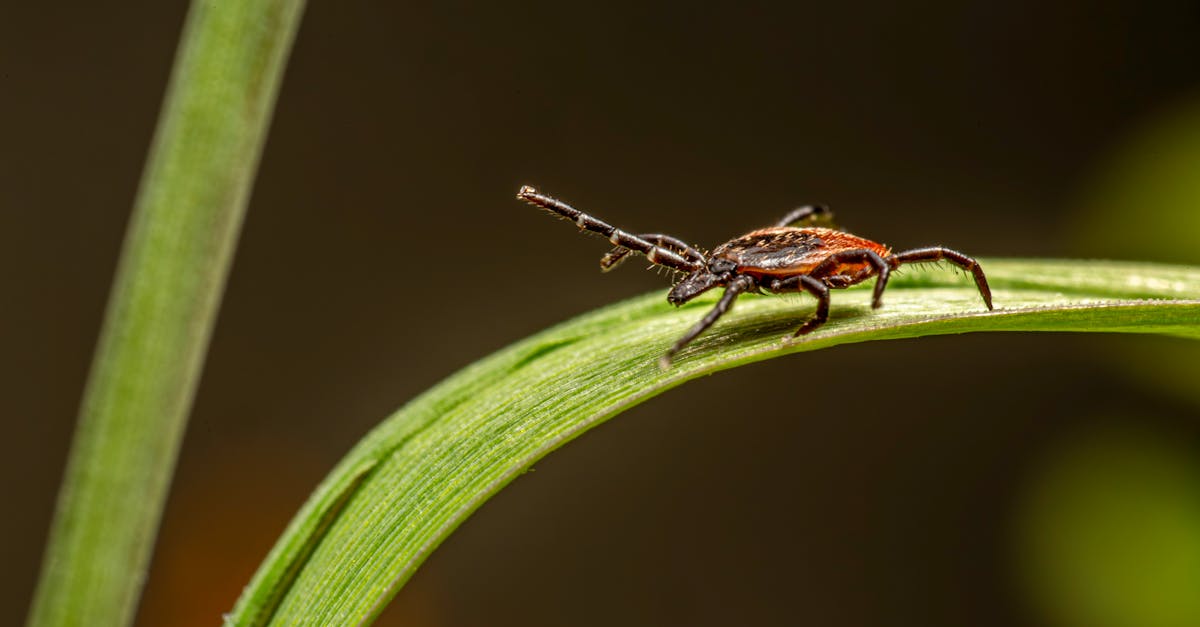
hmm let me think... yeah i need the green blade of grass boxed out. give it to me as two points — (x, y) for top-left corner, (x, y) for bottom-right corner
(230, 258), (1200, 626)
(27, 1), (306, 625)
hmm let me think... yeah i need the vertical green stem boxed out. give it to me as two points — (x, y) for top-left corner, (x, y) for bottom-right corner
(27, 0), (306, 625)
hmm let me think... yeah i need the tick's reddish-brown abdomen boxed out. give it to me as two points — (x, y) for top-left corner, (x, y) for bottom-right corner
(711, 226), (891, 278)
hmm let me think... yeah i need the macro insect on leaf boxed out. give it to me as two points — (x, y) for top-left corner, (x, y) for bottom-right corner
(517, 186), (994, 368)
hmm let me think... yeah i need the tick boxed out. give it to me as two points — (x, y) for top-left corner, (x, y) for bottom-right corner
(517, 186), (993, 368)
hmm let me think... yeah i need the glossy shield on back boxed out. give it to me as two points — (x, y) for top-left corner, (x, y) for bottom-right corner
(711, 226), (891, 278)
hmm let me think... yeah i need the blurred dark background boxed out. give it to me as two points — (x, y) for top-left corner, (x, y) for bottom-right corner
(5, 1), (1200, 625)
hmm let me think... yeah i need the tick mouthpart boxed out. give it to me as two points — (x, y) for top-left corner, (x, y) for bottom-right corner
(517, 185), (538, 199)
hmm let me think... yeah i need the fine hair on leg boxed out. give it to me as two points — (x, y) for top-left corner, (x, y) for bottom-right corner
(601, 233), (706, 271)
(892, 247), (993, 309)
(660, 275), (756, 369)
(518, 186), (703, 273)
(768, 274), (831, 336)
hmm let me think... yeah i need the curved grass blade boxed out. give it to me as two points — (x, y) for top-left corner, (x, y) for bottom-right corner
(229, 258), (1200, 625)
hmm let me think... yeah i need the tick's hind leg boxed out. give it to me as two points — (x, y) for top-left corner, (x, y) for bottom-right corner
(661, 275), (755, 369)
(601, 233), (705, 271)
(808, 249), (891, 308)
(892, 247), (993, 310)
(775, 205), (834, 228)
(767, 275), (831, 336)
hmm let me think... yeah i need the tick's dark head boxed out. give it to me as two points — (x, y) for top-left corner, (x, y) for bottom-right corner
(667, 258), (736, 306)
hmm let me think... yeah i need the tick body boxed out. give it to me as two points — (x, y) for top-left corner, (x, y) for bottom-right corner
(518, 186), (993, 368)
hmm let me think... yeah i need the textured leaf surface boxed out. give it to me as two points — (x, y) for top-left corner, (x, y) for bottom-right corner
(230, 259), (1200, 626)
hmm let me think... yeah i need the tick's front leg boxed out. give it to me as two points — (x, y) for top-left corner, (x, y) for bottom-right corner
(660, 275), (755, 369)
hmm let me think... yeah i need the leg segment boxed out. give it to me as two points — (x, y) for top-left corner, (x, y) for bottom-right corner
(775, 205), (834, 227)
(768, 275), (831, 336)
(892, 247), (993, 310)
(518, 186), (703, 273)
(600, 233), (705, 271)
(808, 248), (891, 308)
(661, 275), (756, 369)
